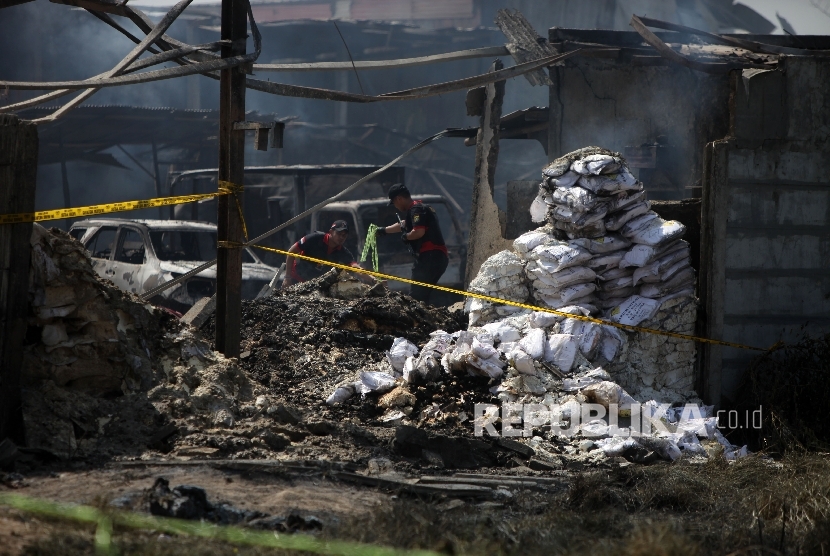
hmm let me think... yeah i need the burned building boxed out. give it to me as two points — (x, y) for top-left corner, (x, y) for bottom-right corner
(464, 24), (830, 405)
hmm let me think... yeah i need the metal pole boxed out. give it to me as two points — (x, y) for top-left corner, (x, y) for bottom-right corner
(151, 140), (163, 219)
(59, 132), (71, 230)
(215, 0), (246, 357)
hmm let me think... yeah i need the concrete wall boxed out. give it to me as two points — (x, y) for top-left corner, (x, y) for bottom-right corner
(701, 57), (830, 405)
(547, 31), (731, 200)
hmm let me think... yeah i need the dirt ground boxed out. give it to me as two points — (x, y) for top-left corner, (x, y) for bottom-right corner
(2, 454), (830, 555)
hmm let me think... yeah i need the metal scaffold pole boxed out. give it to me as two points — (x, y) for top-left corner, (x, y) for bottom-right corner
(215, 0), (246, 357)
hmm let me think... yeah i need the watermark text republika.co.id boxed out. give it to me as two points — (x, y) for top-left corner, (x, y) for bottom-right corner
(473, 402), (762, 438)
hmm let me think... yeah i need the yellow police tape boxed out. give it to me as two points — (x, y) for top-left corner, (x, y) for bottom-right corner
(0, 184), (768, 352)
(0, 182), (243, 225)
(244, 242), (769, 352)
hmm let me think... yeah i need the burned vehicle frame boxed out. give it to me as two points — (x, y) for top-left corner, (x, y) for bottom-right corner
(69, 219), (277, 313)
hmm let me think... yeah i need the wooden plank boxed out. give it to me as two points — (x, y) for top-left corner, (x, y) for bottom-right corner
(0, 115), (37, 445)
(215, 0), (247, 358)
(452, 472), (567, 483)
(494, 8), (554, 87)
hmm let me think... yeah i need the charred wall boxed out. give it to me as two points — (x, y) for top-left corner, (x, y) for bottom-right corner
(701, 56), (830, 405)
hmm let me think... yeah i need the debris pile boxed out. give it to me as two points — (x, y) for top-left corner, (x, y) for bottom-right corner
(321, 146), (747, 464)
(23, 224), (161, 395)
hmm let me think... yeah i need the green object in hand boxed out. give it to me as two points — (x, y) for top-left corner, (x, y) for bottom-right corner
(360, 224), (381, 272)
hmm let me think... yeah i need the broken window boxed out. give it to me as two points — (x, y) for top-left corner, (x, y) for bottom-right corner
(115, 229), (146, 265)
(68, 227), (87, 242)
(85, 227), (117, 260)
(149, 231), (217, 262)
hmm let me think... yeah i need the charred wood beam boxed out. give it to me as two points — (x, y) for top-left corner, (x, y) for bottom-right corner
(244, 50), (582, 103)
(636, 15), (830, 57)
(253, 45), (510, 72)
(0, 115), (37, 446)
(630, 15), (773, 74)
(465, 60), (505, 287)
(215, 0), (248, 358)
(49, 0), (129, 16)
(494, 8), (556, 86)
(0, 50), (582, 104)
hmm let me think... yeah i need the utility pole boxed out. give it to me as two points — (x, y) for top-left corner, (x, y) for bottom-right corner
(0, 114), (37, 446)
(216, 0), (246, 357)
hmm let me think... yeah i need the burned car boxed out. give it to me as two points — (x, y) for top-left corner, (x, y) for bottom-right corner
(69, 219), (277, 312)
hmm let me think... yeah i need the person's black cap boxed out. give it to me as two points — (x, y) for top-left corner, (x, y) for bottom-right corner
(330, 219), (349, 232)
(387, 183), (410, 205)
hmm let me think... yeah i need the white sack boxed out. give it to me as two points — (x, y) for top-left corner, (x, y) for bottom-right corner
(518, 328), (546, 359)
(625, 217), (686, 247)
(597, 266), (634, 282)
(530, 243), (593, 272)
(544, 334), (579, 372)
(577, 169), (639, 194)
(386, 338), (419, 372)
(551, 185), (597, 212)
(326, 383), (357, 405)
(530, 194), (548, 223)
(571, 154), (621, 175)
(560, 282), (597, 303)
(587, 251), (626, 272)
(548, 170), (581, 187)
(605, 201), (651, 231)
(569, 234), (631, 254)
(358, 371), (397, 395)
(481, 321), (522, 343)
(466, 354), (505, 379)
(513, 230), (551, 255)
(555, 219), (607, 239)
(639, 268), (696, 298)
(507, 348), (537, 375)
(476, 250), (525, 278)
(528, 311), (562, 328)
(604, 189), (646, 213)
(527, 265), (596, 289)
(607, 295), (660, 326)
(551, 204), (608, 226)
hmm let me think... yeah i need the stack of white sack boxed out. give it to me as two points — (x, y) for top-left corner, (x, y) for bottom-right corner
(526, 146), (695, 318)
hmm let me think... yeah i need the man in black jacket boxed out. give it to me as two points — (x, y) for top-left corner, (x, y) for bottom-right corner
(282, 220), (372, 288)
(375, 184), (448, 304)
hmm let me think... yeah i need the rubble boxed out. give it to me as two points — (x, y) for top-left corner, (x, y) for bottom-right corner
(23, 225), (163, 395)
(148, 477), (323, 531)
(15, 213), (741, 472)
(313, 146), (746, 465)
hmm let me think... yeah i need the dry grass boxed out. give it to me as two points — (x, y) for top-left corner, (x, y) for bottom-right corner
(736, 334), (830, 453)
(333, 454), (830, 555)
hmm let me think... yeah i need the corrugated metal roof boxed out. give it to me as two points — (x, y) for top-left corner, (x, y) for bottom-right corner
(16, 105), (280, 165)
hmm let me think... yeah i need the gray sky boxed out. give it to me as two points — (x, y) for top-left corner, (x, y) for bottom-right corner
(741, 0), (830, 34)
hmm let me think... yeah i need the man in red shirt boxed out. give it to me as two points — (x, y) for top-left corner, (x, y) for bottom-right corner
(282, 220), (374, 288)
(375, 184), (449, 304)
